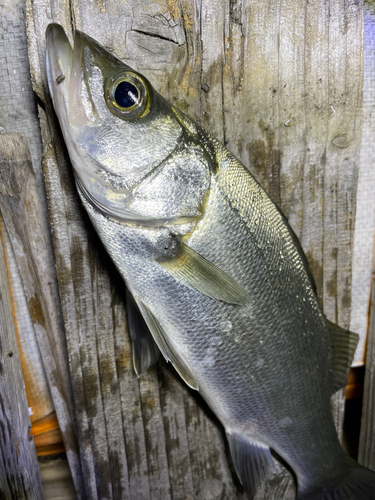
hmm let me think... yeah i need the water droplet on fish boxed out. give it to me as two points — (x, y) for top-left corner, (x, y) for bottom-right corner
(234, 333), (244, 343)
(240, 304), (254, 319)
(202, 356), (216, 368)
(279, 416), (293, 427)
(219, 321), (232, 332)
(210, 336), (223, 347)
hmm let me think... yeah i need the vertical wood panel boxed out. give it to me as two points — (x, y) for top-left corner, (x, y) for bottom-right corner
(24, 1), (366, 498)
(0, 134), (85, 498)
(0, 136), (44, 500)
(358, 0), (375, 469)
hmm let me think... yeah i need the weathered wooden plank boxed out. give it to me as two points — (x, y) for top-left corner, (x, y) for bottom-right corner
(139, 369), (172, 500)
(0, 146), (44, 498)
(158, 362), (195, 500)
(0, 206), (55, 425)
(25, 1), (366, 498)
(0, 3), (57, 447)
(39, 458), (77, 500)
(358, 268), (375, 468)
(351, 0), (375, 365)
(358, 0), (375, 471)
(40, 138), (100, 500)
(0, 0), (44, 192)
(113, 294), (151, 500)
(0, 198), (68, 455)
(183, 387), (246, 499)
(0, 133), (85, 498)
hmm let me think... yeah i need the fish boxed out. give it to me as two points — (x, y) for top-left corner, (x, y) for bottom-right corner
(45, 23), (375, 500)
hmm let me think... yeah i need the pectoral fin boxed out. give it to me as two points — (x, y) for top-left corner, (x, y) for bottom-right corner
(126, 288), (160, 377)
(326, 318), (359, 393)
(135, 298), (198, 390)
(157, 241), (251, 305)
(226, 430), (275, 499)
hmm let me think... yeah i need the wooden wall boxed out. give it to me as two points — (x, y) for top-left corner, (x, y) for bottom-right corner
(0, 0), (374, 499)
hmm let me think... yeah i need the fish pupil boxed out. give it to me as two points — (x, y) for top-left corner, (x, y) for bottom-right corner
(114, 81), (139, 108)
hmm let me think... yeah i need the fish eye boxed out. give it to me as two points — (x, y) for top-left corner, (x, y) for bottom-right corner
(114, 81), (139, 108)
(105, 72), (151, 120)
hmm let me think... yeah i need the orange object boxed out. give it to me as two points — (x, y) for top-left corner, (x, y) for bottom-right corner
(30, 411), (59, 436)
(30, 412), (65, 456)
(345, 366), (365, 400)
(0, 217), (65, 457)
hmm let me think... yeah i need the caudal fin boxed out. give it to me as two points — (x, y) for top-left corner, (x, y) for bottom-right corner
(298, 463), (375, 500)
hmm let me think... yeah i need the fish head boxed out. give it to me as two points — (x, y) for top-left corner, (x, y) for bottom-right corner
(46, 24), (189, 222)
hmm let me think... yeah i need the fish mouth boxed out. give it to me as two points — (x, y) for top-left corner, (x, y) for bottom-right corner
(46, 23), (91, 129)
(45, 24), (73, 106)
(46, 24), (74, 146)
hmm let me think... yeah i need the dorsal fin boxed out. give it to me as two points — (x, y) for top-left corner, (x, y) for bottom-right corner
(157, 241), (251, 305)
(325, 319), (359, 393)
(134, 298), (198, 390)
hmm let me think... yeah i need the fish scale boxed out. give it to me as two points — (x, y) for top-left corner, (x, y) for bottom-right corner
(45, 23), (375, 499)
(83, 150), (338, 483)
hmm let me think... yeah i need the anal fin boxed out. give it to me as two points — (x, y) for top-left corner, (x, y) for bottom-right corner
(326, 318), (359, 393)
(126, 288), (160, 376)
(135, 298), (198, 390)
(226, 430), (275, 499)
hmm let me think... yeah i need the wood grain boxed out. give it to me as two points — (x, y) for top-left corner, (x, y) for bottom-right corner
(0, 216), (55, 425)
(0, 137), (44, 500)
(25, 1), (365, 498)
(358, 267), (375, 469)
(0, 133), (85, 498)
(40, 458), (78, 500)
(358, 1), (375, 472)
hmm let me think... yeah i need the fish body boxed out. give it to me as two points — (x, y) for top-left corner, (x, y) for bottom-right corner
(46, 23), (375, 499)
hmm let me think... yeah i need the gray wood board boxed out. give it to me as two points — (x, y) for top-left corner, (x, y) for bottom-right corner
(358, 256), (375, 469)
(350, 0), (375, 365)
(1, 197), (55, 425)
(358, 0), (375, 472)
(358, 1), (375, 452)
(40, 458), (78, 500)
(25, 1), (365, 499)
(0, 133), (85, 498)
(0, 0), (46, 211)
(0, 136), (44, 500)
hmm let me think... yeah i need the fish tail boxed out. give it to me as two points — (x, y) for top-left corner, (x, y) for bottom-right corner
(298, 463), (375, 500)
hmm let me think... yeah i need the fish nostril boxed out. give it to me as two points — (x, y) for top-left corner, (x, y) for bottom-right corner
(56, 74), (65, 84)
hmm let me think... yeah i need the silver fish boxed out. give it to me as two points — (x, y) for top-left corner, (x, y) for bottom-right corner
(46, 23), (375, 500)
